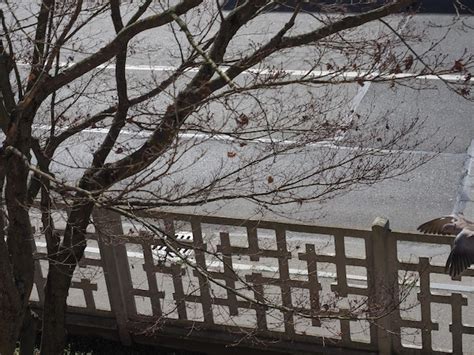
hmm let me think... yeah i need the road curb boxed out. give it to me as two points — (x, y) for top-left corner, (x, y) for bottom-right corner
(456, 139), (474, 219)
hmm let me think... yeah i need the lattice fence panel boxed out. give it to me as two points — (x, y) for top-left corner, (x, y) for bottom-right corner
(29, 208), (474, 354)
(32, 235), (112, 313)
(120, 213), (378, 350)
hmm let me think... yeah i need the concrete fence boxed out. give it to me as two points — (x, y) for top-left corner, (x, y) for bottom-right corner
(30, 208), (474, 354)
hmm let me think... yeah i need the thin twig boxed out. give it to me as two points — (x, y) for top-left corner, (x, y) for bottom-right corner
(170, 11), (238, 89)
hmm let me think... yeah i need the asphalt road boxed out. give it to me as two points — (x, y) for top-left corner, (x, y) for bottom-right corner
(16, 9), (470, 231)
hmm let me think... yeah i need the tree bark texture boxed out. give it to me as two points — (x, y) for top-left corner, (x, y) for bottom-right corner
(40, 201), (94, 355)
(0, 109), (35, 353)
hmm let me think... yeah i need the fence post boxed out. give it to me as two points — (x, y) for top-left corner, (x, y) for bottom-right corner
(92, 208), (133, 346)
(369, 217), (398, 355)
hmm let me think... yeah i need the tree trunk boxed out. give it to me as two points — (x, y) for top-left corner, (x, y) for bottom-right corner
(40, 263), (74, 355)
(0, 136), (31, 354)
(19, 308), (39, 355)
(0, 236), (21, 355)
(5, 120), (35, 307)
(40, 202), (94, 354)
(0, 101), (38, 350)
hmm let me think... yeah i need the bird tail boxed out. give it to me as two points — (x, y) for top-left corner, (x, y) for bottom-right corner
(445, 247), (474, 278)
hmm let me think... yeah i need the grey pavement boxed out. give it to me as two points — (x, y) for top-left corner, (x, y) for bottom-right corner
(15, 10), (470, 233)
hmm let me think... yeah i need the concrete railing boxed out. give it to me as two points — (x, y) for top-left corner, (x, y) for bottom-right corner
(30, 208), (473, 354)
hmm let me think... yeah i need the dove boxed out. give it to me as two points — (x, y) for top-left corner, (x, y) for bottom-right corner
(418, 214), (474, 277)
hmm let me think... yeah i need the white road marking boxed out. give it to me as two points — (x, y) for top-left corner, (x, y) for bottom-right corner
(17, 62), (473, 82)
(71, 63), (474, 82)
(34, 123), (462, 157)
(33, 124), (452, 156)
(88, 63), (474, 82)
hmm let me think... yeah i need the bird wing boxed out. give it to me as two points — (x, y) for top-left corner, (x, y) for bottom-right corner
(445, 228), (474, 277)
(417, 215), (470, 235)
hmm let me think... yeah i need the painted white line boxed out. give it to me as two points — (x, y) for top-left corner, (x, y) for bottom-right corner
(339, 62), (374, 142)
(17, 62), (473, 83)
(84, 63), (474, 82)
(33, 124), (453, 156)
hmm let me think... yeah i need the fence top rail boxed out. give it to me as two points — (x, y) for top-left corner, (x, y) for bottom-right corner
(135, 209), (373, 238)
(390, 230), (454, 244)
(34, 202), (454, 244)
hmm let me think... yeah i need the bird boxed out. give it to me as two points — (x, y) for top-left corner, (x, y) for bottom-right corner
(418, 214), (474, 277)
